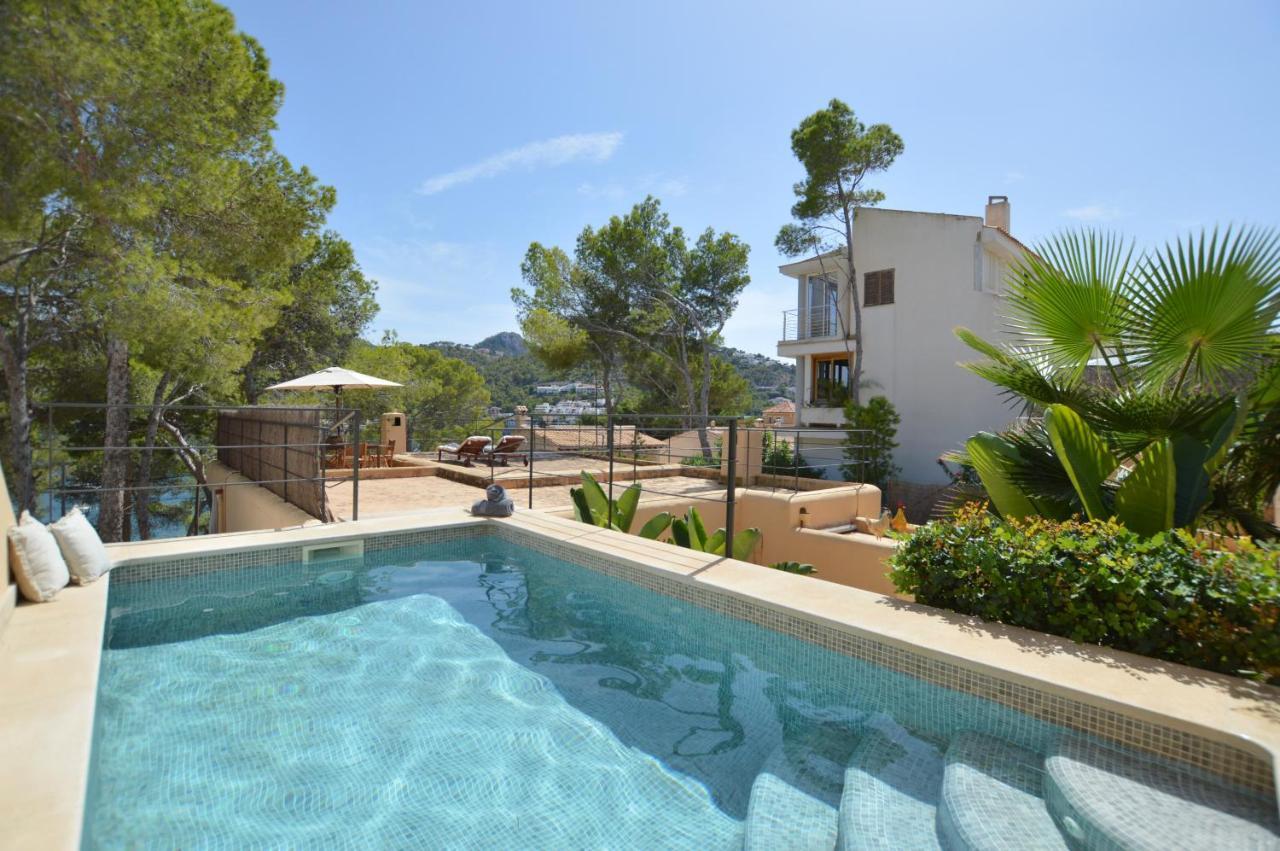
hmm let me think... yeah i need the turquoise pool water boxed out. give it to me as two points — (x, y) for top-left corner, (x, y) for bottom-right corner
(83, 535), (1279, 849)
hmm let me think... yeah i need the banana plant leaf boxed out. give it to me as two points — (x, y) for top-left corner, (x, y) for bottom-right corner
(1172, 396), (1249, 527)
(1114, 438), (1176, 536)
(771, 561), (816, 575)
(578, 472), (610, 526)
(614, 484), (641, 534)
(688, 506), (709, 550)
(728, 528), (762, 560)
(965, 432), (1039, 520)
(670, 518), (694, 550)
(1045, 404), (1116, 520)
(569, 487), (593, 525)
(637, 512), (672, 540)
(704, 529), (726, 555)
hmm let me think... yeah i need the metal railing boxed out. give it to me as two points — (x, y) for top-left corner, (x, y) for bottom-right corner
(32, 402), (355, 540)
(412, 412), (886, 551)
(781, 304), (842, 341)
(29, 402), (888, 546)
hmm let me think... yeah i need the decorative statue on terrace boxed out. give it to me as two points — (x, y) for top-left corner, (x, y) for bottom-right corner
(471, 484), (514, 517)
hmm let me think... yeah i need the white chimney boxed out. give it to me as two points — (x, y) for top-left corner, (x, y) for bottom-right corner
(985, 195), (1010, 231)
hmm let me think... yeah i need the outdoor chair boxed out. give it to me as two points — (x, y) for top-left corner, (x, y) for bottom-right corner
(362, 442), (384, 468)
(483, 435), (528, 467)
(436, 435), (491, 467)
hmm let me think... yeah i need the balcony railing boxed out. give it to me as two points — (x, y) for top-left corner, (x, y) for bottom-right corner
(781, 305), (842, 341)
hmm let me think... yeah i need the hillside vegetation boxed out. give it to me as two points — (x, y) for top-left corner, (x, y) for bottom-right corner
(427, 333), (792, 413)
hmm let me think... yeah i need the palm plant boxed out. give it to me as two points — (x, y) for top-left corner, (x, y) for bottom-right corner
(570, 472), (673, 538)
(955, 227), (1280, 537)
(569, 473), (763, 557)
(669, 505), (762, 560)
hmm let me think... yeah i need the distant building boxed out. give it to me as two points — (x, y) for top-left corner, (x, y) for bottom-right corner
(534, 381), (598, 397)
(762, 399), (796, 427)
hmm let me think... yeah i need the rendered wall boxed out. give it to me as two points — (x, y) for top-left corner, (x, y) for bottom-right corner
(206, 461), (318, 534)
(559, 483), (898, 595)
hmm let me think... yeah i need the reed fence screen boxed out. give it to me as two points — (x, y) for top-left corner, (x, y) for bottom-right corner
(215, 408), (331, 521)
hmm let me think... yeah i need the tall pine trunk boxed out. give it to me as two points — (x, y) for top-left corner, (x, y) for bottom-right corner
(844, 210), (862, 407)
(134, 373), (171, 540)
(697, 342), (714, 459)
(0, 326), (36, 514)
(161, 417), (211, 534)
(99, 336), (130, 542)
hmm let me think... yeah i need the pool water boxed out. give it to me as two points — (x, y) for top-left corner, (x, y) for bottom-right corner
(83, 535), (1279, 849)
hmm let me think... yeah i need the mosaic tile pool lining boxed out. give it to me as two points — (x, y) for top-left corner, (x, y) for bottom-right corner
(107, 520), (1276, 797)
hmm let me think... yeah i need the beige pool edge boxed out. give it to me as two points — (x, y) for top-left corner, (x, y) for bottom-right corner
(1, 508), (1276, 849)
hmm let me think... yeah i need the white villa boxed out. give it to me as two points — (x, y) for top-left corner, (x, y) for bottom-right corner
(776, 196), (1029, 486)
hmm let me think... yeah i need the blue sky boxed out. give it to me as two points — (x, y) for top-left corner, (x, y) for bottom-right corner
(225, 0), (1279, 358)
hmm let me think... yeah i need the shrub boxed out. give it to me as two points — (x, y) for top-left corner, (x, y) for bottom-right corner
(842, 396), (900, 488)
(761, 430), (822, 478)
(679, 435), (722, 468)
(890, 504), (1280, 684)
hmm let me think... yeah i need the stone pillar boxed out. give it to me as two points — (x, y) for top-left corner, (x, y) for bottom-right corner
(721, 427), (764, 486)
(380, 412), (408, 455)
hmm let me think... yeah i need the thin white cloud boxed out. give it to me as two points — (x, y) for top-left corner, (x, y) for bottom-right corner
(1064, 203), (1124, 222)
(420, 132), (623, 195)
(577, 174), (689, 201)
(1003, 170), (1026, 185)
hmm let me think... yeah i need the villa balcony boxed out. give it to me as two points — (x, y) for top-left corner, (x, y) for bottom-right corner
(779, 306), (850, 360)
(781, 305), (842, 342)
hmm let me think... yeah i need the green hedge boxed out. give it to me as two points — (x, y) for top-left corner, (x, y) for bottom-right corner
(890, 504), (1280, 684)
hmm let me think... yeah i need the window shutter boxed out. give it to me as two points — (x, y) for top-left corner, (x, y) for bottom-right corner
(864, 269), (894, 306)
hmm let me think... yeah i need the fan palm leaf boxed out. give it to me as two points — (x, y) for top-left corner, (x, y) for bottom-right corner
(955, 327), (1098, 412)
(1002, 230), (1133, 383)
(1126, 227), (1280, 392)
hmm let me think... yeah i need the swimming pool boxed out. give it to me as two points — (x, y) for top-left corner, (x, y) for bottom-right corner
(84, 533), (1279, 848)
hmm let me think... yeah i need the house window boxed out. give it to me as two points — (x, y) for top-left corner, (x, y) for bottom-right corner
(864, 268), (895, 306)
(811, 355), (850, 407)
(806, 275), (839, 336)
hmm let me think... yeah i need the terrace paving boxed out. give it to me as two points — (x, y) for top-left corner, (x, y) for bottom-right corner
(325, 472), (725, 520)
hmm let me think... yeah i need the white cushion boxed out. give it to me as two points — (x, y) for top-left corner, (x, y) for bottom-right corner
(50, 507), (111, 585)
(8, 511), (70, 602)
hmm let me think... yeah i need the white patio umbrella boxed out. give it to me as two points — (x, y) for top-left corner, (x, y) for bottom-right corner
(265, 366), (403, 411)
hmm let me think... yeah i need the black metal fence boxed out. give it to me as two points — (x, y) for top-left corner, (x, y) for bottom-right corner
(396, 411), (883, 555)
(30, 402), (884, 544)
(33, 402), (350, 539)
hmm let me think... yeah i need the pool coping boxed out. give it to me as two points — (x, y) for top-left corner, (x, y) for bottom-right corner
(2, 507), (1276, 848)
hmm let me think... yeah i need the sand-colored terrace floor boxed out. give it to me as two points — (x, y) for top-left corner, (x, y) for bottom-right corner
(325, 473), (726, 519)
(401, 453), (698, 481)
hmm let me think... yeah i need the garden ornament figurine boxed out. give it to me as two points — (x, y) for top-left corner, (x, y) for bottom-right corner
(471, 483), (514, 517)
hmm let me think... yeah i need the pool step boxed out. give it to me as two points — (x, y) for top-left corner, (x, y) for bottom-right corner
(744, 745), (839, 851)
(1044, 733), (1280, 851)
(938, 731), (1068, 851)
(836, 715), (944, 851)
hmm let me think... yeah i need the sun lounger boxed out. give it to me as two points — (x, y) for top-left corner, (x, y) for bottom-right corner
(482, 435), (528, 467)
(437, 435), (491, 466)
